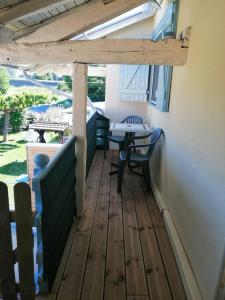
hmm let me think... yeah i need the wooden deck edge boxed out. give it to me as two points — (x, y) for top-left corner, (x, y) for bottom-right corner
(36, 218), (79, 300)
(151, 180), (203, 300)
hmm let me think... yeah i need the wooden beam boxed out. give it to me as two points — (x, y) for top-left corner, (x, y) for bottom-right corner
(16, 0), (148, 43)
(72, 63), (88, 216)
(0, 25), (14, 43)
(0, 38), (188, 65)
(0, 0), (75, 24)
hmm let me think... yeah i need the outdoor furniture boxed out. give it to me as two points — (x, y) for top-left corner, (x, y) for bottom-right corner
(107, 115), (143, 153)
(108, 120), (150, 175)
(29, 121), (70, 143)
(96, 113), (110, 152)
(117, 128), (162, 193)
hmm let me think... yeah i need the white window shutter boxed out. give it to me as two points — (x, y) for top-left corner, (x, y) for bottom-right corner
(120, 64), (149, 102)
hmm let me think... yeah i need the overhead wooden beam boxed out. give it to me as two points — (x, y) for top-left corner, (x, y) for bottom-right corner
(0, 38), (188, 65)
(0, 25), (14, 43)
(0, 0), (75, 24)
(16, 0), (148, 43)
(72, 63), (88, 216)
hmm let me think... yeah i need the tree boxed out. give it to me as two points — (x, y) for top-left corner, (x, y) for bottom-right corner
(57, 75), (105, 102)
(0, 67), (9, 95)
(34, 72), (58, 81)
(0, 93), (55, 142)
(57, 75), (72, 92)
(0, 67), (10, 142)
(88, 77), (105, 102)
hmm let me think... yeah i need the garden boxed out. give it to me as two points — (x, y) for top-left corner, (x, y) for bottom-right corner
(0, 67), (62, 189)
(0, 66), (105, 191)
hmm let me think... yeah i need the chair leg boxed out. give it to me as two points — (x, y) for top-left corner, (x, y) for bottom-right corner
(117, 160), (126, 193)
(142, 164), (146, 178)
(104, 137), (108, 159)
(104, 148), (107, 159)
(145, 163), (151, 192)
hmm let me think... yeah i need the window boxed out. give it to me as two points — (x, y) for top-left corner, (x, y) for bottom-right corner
(119, 64), (149, 103)
(147, 0), (179, 112)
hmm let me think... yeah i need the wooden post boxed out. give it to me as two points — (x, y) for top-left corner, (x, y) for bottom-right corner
(72, 63), (88, 216)
(14, 182), (35, 300)
(0, 182), (17, 300)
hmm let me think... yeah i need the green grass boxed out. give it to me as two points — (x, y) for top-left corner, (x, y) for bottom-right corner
(0, 132), (27, 183)
(0, 131), (59, 207)
(0, 131), (59, 183)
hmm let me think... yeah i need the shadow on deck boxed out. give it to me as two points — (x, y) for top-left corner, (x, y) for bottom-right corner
(47, 150), (186, 300)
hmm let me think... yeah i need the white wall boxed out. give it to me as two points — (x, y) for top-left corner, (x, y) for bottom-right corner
(147, 1), (225, 299)
(105, 18), (153, 123)
(105, 3), (225, 298)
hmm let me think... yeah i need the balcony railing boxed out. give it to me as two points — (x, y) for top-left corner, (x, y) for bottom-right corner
(0, 111), (109, 299)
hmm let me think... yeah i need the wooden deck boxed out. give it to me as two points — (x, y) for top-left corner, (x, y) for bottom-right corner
(51, 150), (186, 300)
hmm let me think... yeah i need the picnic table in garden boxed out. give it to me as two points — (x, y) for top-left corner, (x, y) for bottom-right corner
(29, 121), (71, 143)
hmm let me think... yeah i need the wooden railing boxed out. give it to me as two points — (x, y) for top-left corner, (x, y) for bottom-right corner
(0, 182), (35, 300)
(86, 111), (97, 176)
(32, 136), (77, 293)
(0, 114), (99, 298)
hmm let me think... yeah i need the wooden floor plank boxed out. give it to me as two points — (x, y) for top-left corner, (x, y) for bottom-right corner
(146, 193), (187, 300)
(122, 169), (148, 297)
(127, 297), (150, 300)
(56, 151), (105, 300)
(53, 151), (186, 300)
(77, 151), (105, 235)
(105, 153), (126, 300)
(131, 173), (172, 300)
(56, 234), (90, 300)
(80, 152), (111, 300)
(50, 220), (79, 299)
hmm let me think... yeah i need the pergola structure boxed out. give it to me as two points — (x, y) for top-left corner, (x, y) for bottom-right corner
(0, 0), (190, 215)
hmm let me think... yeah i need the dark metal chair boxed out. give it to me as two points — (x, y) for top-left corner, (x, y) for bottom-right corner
(106, 115), (143, 174)
(117, 128), (162, 193)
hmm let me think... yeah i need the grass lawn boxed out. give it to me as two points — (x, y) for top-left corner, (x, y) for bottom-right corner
(0, 131), (59, 184)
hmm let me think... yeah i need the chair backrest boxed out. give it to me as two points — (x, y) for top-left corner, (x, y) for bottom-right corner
(147, 128), (162, 157)
(121, 115), (143, 124)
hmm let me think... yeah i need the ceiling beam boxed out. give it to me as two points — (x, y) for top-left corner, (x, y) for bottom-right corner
(0, 0), (76, 24)
(0, 25), (14, 42)
(16, 0), (148, 43)
(0, 38), (188, 65)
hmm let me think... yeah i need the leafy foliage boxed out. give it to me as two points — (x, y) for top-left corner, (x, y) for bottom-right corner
(88, 77), (105, 102)
(10, 111), (24, 132)
(34, 72), (58, 81)
(57, 76), (105, 102)
(0, 93), (58, 133)
(0, 67), (9, 95)
(0, 93), (56, 112)
(57, 75), (72, 92)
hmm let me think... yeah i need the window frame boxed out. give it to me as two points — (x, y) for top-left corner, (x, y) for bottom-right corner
(147, 0), (179, 112)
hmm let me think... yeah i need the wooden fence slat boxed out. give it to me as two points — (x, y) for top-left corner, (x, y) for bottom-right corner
(0, 182), (17, 300)
(14, 182), (35, 300)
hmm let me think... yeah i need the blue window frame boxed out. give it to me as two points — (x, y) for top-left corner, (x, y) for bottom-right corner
(147, 0), (179, 112)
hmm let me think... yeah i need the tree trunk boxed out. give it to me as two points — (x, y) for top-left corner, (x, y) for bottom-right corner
(3, 111), (9, 142)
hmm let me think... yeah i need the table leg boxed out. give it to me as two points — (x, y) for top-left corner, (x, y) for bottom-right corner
(58, 131), (64, 144)
(109, 135), (130, 176)
(37, 130), (46, 143)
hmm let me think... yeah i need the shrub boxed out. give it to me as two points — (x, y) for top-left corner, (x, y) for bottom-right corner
(0, 67), (9, 95)
(88, 76), (105, 102)
(0, 93), (58, 139)
(10, 111), (24, 132)
(57, 75), (106, 102)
